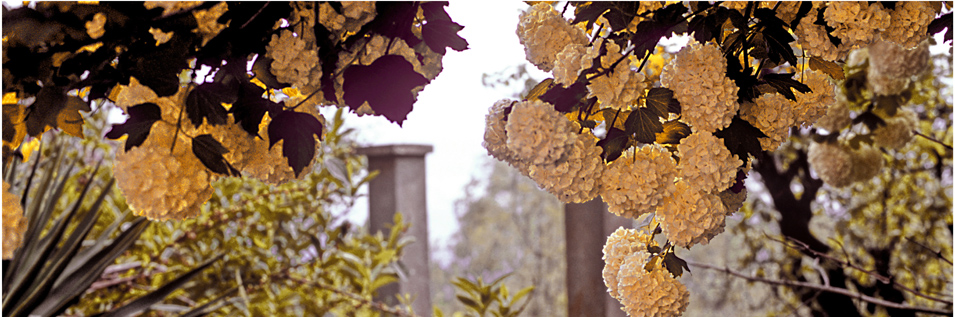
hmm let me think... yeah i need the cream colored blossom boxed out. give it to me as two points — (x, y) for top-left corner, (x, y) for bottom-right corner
(483, 99), (531, 175)
(849, 143), (883, 182)
(587, 40), (646, 111)
(883, 1), (936, 49)
(192, 1), (229, 46)
(659, 181), (728, 247)
(661, 40), (739, 133)
(603, 228), (651, 300)
(554, 43), (587, 87)
(795, 9), (847, 62)
(873, 109), (918, 149)
(504, 100), (577, 166)
(616, 250), (690, 316)
(600, 145), (678, 219)
(115, 122), (214, 220)
(824, 1), (891, 50)
(677, 131), (742, 193)
(808, 141), (854, 187)
(867, 39), (930, 96)
(517, 3), (588, 71)
(528, 131), (605, 203)
(266, 30), (321, 88)
(3, 181), (27, 259)
(814, 92), (852, 133)
(793, 69), (837, 127)
(741, 94), (795, 152)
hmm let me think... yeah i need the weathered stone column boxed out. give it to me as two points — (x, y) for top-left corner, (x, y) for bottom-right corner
(565, 197), (631, 317)
(357, 144), (433, 316)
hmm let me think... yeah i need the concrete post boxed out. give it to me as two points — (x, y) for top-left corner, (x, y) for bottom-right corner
(565, 197), (631, 317)
(357, 144), (433, 316)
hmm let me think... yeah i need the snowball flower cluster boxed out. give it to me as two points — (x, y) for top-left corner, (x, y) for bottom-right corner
(3, 181), (26, 259)
(602, 227), (652, 299)
(587, 40), (646, 111)
(659, 181), (728, 247)
(529, 131), (605, 203)
(505, 99), (578, 166)
(115, 122), (214, 220)
(517, 3), (588, 72)
(661, 39), (739, 133)
(883, 1), (937, 49)
(266, 30), (321, 88)
(741, 94), (796, 152)
(867, 39), (931, 96)
(814, 92), (852, 133)
(807, 141), (855, 188)
(677, 132), (742, 193)
(793, 69), (837, 127)
(600, 145), (678, 219)
(795, 9), (846, 61)
(824, 1), (891, 50)
(873, 110), (918, 149)
(615, 248), (690, 316)
(553, 44), (587, 87)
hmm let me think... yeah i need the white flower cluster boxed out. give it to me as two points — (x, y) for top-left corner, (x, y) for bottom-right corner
(600, 145), (678, 219)
(529, 131), (605, 203)
(3, 181), (26, 259)
(873, 109), (918, 149)
(867, 39), (931, 96)
(795, 8), (847, 61)
(615, 248), (690, 317)
(824, 2), (891, 51)
(114, 122), (215, 220)
(849, 143), (884, 182)
(814, 92), (852, 133)
(587, 40), (646, 111)
(553, 43), (587, 87)
(661, 39), (739, 133)
(741, 94), (795, 152)
(483, 99), (514, 163)
(677, 132), (742, 193)
(505, 99), (578, 166)
(793, 69), (837, 127)
(602, 227), (652, 300)
(883, 1), (937, 49)
(517, 3), (588, 72)
(266, 29), (321, 88)
(659, 181), (728, 247)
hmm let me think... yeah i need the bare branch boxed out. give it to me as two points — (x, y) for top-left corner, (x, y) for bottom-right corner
(905, 236), (953, 266)
(686, 260), (953, 316)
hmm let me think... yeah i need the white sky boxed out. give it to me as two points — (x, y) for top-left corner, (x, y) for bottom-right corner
(326, 2), (550, 259)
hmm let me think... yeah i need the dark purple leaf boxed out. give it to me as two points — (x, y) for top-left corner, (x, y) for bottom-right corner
(624, 107), (663, 144)
(630, 3), (688, 60)
(105, 103), (162, 151)
(342, 55), (429, 125)
(186, 82), (237, 127)
(267, 110), (324, 177)
(231, 82), (282, 137)
(422, 19), (469, 55)
(539, 81), (590, 113)
(192, 134), (240, 176)
(927, 12), (952, 44)
(714, 116), (766, 164)
(597, 127), (629, 162)
(762, 73), (811, 101)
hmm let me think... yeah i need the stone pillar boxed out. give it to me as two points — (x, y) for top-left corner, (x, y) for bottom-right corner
(357, 144), (433, 316)
(565, 197), (631, 317)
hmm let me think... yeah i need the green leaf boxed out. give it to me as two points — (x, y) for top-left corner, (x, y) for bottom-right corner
(655, 120), (691, 144)
(456, 294), (481, 311)
(662, 251), (691, 277)
(624, 107), (664, 144)
(99, 254), (224, 317)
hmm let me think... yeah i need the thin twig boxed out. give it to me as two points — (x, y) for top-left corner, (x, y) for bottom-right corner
(905, 236), (953, 265)
(686, 260), (953, 316)
(914, 131), (953, 150)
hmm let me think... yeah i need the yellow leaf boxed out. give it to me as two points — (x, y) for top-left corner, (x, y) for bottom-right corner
(809, 56), (845, 80)
(2, 102), (26, 149)
(3, 92), (18, 104)
(524, 78), (554, 101)
(56, 96), (91, 138)
(77, 42), (103, 54)
(20, 138), (39, 162)
(282, 87), (302, 99)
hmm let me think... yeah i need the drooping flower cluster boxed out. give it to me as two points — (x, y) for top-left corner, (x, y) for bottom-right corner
(529, 131), (605, 203)
(3, 181), (27, 259)
(600, 145), (678, 219)
(741, 94), (796, 152)
(867, 39), (931, 96)
(318, 1), (376, 41)
(517, 3), (588, 72)
(266, 29), (321, 89)
(553, 43), (587, 87)
(807, 141), (855, 188)
(505, 99), (578, 166)
(882, 1), (937, 49)
(114, 121), (215, 220)
(793, 69), (837, 127)
(587, 39), (647, 111)
(814, 92), (852, 133)
(823, 1), (891, 51)
(661, 39), (739, 133)
(873, 109), (918, 149)
(611, 238), (690, 316)
(676, 132), (742, 193)
(659, 181), (728, 247)
(603, 228), (652, 300)
(794, 5), (846, 61)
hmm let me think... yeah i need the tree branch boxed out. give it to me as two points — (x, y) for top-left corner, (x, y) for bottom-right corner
(686, 260), (954, 316)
